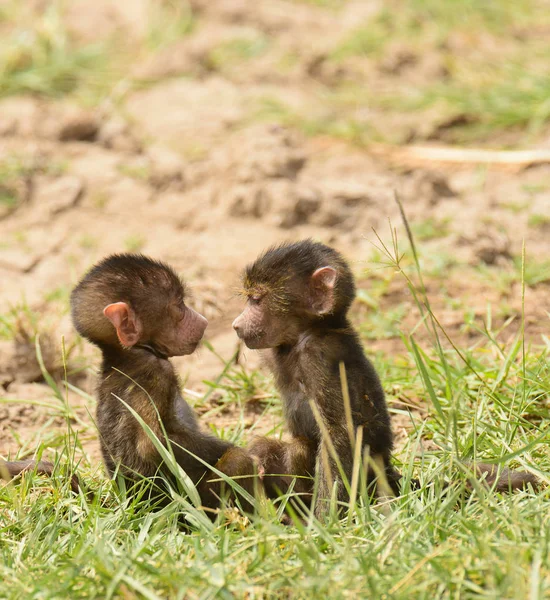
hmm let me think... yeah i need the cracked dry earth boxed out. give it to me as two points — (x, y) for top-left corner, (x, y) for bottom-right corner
(1, 0), (550, 465)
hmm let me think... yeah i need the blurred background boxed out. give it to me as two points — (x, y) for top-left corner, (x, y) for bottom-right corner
(1, 0), (549, 460)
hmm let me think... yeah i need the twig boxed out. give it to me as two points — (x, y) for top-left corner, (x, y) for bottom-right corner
(372, 144), (550, 169)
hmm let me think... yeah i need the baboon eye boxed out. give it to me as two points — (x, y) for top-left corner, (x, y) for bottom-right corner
(173, 302), (186, 321)
(249, 295), (263, 306)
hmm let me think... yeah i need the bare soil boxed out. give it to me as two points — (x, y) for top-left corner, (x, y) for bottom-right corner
(1, 0), (549, 464)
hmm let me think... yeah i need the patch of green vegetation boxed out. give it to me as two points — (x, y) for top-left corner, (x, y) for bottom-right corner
(124, 234), (146, 252)
(253, 95), (380, 145)
(411, 217), (451, 241)
(253, 95), (299, 123)
(334, 0), (537, 60)
(0, 303), (36, 341)
(117, 163), (151, 181)
(0, 154), (67, 215)
(0, 154), (66, 188)
(501, 200), (529, 213)
(518, 257), (550, 286)
(474, 263), (516, 296)
(394, 67), (550, 140)
(327, 1), (550, 143)
(0, 2), (111, 100)
(332, 10), (393, 59)
(90, 191), (109, 210)
(43, 285), (71, 305)
(78, 234), (98, 250)
(359, 301), (408, 339)
(476, 253), (550, 292)
(207, 34), (269, 71)
(421, 251), (458, 278)
(12, 230), (27, 245)
(0, 189), (17, 207)
(523, 182), (548, 195)
(44, 159), (70, 177)
(0, 156), (33, 182)
(0, 313), (14, 340)
(276, 49), (301, 73)
(146, 1), (195, 50)
(528, 213), (550, 229)
(405, 0), (532, 33)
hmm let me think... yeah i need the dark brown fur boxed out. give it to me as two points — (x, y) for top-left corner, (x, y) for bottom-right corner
(2, 254), (258, 513)
(71, 253), (258, 512)
(233, 240), (540, 516)
(233, 240), (401, 516)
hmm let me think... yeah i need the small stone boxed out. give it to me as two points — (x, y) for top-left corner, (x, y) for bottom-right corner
(474, 234), (511, 265)
(97, 117), (141, 153)
(326, 181), (374, 207)
(147, 146), (185, 191)
(227, 183), (268, 218)
(33, 175), (84, 217)
(379, 45), (418, 75)
(58, 109), (99, 142)
(405, 171), (456, 206)
(275, 185), (321, 229)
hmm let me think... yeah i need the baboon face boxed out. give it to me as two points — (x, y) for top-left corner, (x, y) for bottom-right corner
(72, 253), (208, 357)
(103, 296), (207, 357)
(232, 292), (298, 349)
(153, 301), (208, 357)
(233, 241), (344, 349)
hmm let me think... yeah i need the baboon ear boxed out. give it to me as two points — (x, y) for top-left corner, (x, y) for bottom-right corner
(103, 302), (142, 347)
(309, 266), (337, 315)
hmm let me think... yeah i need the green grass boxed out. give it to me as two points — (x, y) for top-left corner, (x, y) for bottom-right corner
(1, 329), (548, 597)
(327, 0), (550, 144)
(145, 1), (195, 50)
(0, 0), (198, 102)
(252, 95), (382, 146)
(0, 189), (17, 209)
(2, 227), (549, 598)
(0, 2), (111, 100)
(207, 34), (269, 72)
(528, 214), (550, 229)
(518, 258), (550, 287)
(0, 156), (33, 187)
(333, 0), (540, 60)
(124, 234), (147, 253)
(411, 218), (451, 242)
(478, 255), (550, 289)
(2, 0), (547, 145)
(389, 68), (550, 142)
(117, 163), (152, 181)
(0, 155), (57, 216)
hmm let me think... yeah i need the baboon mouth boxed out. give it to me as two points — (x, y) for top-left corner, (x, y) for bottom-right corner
(243, 335), (267, 349)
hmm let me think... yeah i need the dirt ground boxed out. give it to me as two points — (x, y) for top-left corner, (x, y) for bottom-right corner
(1, 0), (549, 464)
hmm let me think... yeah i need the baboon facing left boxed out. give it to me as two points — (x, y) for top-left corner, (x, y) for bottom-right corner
(233, 240), (539, 517)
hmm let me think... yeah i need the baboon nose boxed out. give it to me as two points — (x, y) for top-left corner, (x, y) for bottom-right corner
(232, 316), (242, 334)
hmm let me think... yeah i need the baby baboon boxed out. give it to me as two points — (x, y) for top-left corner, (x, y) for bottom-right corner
(71, 253), (258, 511)
(233, 240), (399, 516)
(233, 240), (539, 516)
(3, 254), (258, 513)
